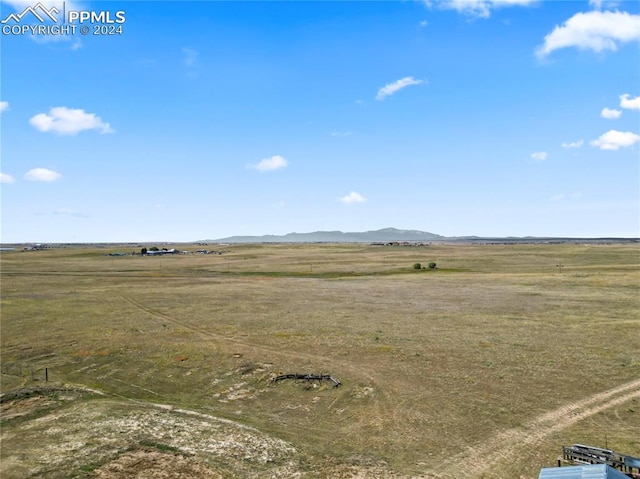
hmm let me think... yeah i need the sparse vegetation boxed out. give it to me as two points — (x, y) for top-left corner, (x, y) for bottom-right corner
(1, 242), (639, 478)
(139, 440), (184, 454)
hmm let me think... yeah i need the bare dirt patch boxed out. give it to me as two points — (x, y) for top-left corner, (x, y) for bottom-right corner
(433, 378), (640, 478)
(0, 387), (303, 479)
(91, 450), (224, 479)
(0, 395), (54, 420)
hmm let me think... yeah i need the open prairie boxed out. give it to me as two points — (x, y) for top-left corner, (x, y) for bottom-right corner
(1, 242), (639, 478)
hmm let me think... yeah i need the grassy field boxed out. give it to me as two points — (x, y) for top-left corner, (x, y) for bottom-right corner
(1, 242), (639, 478)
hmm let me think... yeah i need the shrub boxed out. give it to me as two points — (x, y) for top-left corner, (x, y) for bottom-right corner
(428, 262), (437, 269)
(413, 263), (422, 270)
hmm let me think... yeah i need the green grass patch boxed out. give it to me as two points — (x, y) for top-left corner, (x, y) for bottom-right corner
(139, 440), (183, 454)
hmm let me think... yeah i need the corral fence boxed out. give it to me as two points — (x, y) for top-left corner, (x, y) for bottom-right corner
(272, 373), (341, 388)
(0, 362), (50, 382)
(563, 444), (640, 477)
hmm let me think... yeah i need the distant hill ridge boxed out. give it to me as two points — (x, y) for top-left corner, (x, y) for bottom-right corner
(207, 227), (445, 243)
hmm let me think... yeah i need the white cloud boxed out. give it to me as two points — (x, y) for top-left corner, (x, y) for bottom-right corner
(53, 208), (89, 218)
(250, 155), (288, 172)
(182, 47), (198, 67)
(29, 107), (113, 135)
(0, 101), (9, 112)
(340, 192), (366, 205)
(1, 173), (16, 184)
(70, 37), (82, 51)
(424, 0), (537, 19)
(589, 0), (620, 10)
(536, 10), (640, 58)
(331, 131), (352, 137)
(530, 151), (548, 161)
(552, 192), (582, 201)
(562, 139), (584, 149)
(601, 107), (622, 119)
(29, 32), (80, 47)
(376, 77), (424, 101)
(620, 93), (640, 110)
(590, 130), (640, 150)
(24, 168), (62, 182)
(419, 20), (428, 27)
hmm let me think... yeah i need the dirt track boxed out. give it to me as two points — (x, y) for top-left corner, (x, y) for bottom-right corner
(122, 294), (639, 478)
(120, 293), (399, 431)
(433, 378), (640, 477)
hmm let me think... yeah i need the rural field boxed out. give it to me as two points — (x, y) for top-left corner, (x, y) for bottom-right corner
(1, 242), (639, 478)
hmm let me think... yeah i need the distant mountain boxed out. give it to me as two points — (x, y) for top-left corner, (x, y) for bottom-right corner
(206, 227), (445, 243)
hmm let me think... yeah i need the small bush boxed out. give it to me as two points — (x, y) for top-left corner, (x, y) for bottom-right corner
(428, 262), (437, 269)
(413, 263), (422, 270)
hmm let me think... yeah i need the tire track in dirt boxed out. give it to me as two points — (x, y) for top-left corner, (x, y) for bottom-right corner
(122, 294), (357, 375)
(120, 294), (397, 432)
(432, 378), (640, 478)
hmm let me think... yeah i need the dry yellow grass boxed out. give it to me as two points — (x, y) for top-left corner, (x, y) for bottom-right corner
(1, 242), (639, 478)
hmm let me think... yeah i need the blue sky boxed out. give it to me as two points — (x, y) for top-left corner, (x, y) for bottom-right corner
(1, 0), (639, 242)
